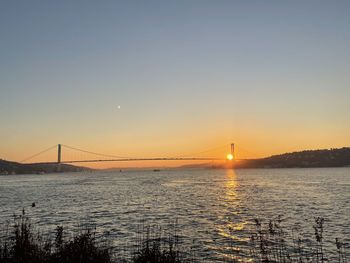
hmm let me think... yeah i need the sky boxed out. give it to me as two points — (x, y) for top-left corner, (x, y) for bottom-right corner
(1, 1), (350, 167)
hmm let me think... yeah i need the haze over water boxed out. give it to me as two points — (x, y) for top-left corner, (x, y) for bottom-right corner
(1, 168), (349, 261)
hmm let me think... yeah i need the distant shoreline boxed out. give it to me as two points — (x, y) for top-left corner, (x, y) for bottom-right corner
(1, 147), (350, 175)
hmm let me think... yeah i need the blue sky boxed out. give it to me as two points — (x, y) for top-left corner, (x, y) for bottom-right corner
(1, 1), (350, 165)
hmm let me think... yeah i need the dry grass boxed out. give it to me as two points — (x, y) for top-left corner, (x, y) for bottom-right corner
(0, 211), (347, 262)
(248, 216), (347, 263)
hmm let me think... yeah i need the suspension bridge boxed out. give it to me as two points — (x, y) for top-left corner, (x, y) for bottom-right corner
(20, 143), (237, 166)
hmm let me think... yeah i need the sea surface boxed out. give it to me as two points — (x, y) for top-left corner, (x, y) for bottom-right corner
(0, 168), (349, 261)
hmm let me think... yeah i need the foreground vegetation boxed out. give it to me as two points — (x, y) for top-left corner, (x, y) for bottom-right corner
(0, 210), (185, 263)
(247, 217), (348, 263)
(0, 210), (347, 262)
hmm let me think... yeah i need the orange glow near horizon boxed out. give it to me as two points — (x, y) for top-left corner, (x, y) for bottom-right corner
(2, 135), (350, 169)
(226, 153), (233, 160)
(1, 1), (350, 171)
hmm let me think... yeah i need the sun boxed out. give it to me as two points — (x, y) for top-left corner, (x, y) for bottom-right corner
(226, 153), (233, 160)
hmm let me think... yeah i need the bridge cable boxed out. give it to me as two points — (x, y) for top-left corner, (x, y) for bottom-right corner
(61, 144), (130, 159)
(20, 145), (57, 163)
(178, 143), (231, 158)
(234, 145), (261, 159)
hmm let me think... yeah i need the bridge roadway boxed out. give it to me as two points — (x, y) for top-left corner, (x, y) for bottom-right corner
(28, 157), (229, 165)
(21, 143), (238, 165)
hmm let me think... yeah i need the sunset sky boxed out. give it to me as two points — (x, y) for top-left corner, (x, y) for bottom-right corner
(1, 1), (350, 168)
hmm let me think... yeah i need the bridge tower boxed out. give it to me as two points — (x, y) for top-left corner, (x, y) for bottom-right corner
(57, 144), (61, 172)
(57, 144), (61, 163)
(231, 143), (235, 159)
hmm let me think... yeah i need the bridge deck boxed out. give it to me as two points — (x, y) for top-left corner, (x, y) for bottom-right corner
(28, 157), (227, 165)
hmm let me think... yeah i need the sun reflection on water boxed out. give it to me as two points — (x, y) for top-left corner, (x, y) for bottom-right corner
(225, 168), (238, 201)
(214, 169), (251, 261)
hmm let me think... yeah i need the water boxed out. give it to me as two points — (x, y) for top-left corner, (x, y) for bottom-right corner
(0, 168), (349, 261)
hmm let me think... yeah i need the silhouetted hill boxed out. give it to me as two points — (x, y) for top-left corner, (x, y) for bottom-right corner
(232, 147), (350, 168)
(0, 159), (90, 175)
(181, 147), (350, 169)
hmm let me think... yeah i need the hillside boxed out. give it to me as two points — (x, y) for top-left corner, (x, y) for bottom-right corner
(0, 159), (90, 175)
(181, 147), (350, 169)
(232, 147), (350, 168)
